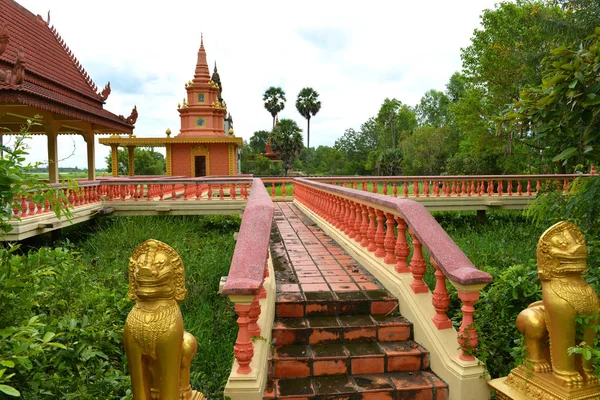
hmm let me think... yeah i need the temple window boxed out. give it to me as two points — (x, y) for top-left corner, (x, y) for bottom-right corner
(197, 93), (205, 103)
(196, 117), (205, 127)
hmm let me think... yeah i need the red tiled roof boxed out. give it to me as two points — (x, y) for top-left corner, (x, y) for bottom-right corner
(0, 0), (133, 132)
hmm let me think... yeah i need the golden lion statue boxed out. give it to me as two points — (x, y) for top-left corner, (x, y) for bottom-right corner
(516, 221), (599, 388)
(124, 239), (205, 400)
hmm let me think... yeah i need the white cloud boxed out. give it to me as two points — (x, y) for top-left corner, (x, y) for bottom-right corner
(14, 0), (500, 168)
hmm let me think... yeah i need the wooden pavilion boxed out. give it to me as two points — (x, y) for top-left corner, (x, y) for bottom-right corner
(0, 0), (136, 183)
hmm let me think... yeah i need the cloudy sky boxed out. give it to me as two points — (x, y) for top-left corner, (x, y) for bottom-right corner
(16, 0), (499, 169)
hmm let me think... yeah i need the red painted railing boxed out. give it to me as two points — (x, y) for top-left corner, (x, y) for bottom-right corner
(260, 177), (294, 199)
(222, 178), (274, 374)
(294, 178), (493, 361)
(98, 177), (252, 202)
(309, 174), (588, 198)
(11, 181), (103, 218)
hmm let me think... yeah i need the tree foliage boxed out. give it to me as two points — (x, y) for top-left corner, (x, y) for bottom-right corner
(263, 86), (286, 128)
(416, 90), (450, 128)
(248, 130), (271, 154)
(271, 119), (303, 176)
(504, 28), (600, 167)
(105, 148), (166, 176)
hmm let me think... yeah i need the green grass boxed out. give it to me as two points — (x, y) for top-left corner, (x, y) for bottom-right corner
(68, 215), (240, 399)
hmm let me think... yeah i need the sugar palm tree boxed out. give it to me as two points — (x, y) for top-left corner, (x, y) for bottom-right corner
(263, 87), (286, 128)
(295, 87), (321, 150)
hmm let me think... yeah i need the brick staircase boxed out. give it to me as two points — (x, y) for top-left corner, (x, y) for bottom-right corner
(265, 203), (449, 399)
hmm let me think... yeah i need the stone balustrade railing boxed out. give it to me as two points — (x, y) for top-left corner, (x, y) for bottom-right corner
(293, 178), (493, 398)
(260, 177), (294, 199)
(309, 174), (588, 198)
(222, 178), (274, 379)
(11, 180), (103, 218)
(98, 177), (253, 202)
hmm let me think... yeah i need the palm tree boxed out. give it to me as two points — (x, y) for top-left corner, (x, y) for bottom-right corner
(271, 119), (303, 176)
(295, 87), (321, 150)
(263, 87), (286, 128)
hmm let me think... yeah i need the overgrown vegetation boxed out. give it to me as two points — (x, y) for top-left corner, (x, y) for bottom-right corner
(0, 215), (239, 399)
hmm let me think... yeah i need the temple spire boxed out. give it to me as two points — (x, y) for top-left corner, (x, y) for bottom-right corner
(194, 33), (210, 80)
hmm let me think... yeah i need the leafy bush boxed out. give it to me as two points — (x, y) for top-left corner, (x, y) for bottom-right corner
(0, 215), (240, 399)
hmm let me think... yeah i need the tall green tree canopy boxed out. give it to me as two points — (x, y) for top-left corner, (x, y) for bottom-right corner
(271, 119), (303, 176)
(416, 89), (450, 128)
(263, 86), (286, 128)
(375, 98), (417, 149)
(249, 130), (271, 154)
(504, 28), (600, 167)
(295, 87), (322, 150)
(105, 148), (166, 176)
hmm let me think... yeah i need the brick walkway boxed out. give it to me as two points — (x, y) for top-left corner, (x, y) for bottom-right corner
(266, 202), (448, 399)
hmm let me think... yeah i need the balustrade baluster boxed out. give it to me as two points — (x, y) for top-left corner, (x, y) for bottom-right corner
(383, 181), (388, 195)
(170, 184), (176, 200)
(353, 202), (363, 243)
(498, 180), (503, 196)
(44, 198), (50, 213)
(393, 182), (398, 197)
(431, 258), (452, 329)
(344, 200), (354, 236)
(231, 184), (237, 200)
(451, 181), (457, 196)
(271, 182), (275, 198)
(35, 199), (43, 214)
(478, 181), (484, 196)
(527, 180), (532, 196)
(487, 180), (493, 196)
(424, 181), (429, 197)
(457, 291), (480, 361)
(384, 213), (396, 264)
(507, 180), (512, 196)
(372, 181), (378, 194)
(360, 205), (369, 247)
(12, 197), (20, 217)
(414, 181), (419, 198)
(374, 210), (386, 258)
(536, 180), (541, 194)
(248, 295), (261, 337)
(433, 181), (439, 197)
(233, 303), (254, 374)
(517, 180), (522, 196)
(563, 179), (569, 193)
(408, 229), (428, 294)
(394, 217), (410, 273)
(219, 184), (225, 200)
(69, 189), (75, 205)
(159, 184), (164, 201)
(461, 181), (466, 196)
(362, 181), (367, 191)
(28, 195), (35, 214)
(367, 207), (377, 252)
(21, 195), (27, 214)
(352, 182), (357, 190)
(404, 181), (408, 198)
(282, 182), (286, 197)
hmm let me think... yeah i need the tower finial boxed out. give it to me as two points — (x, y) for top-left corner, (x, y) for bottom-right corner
(201, 33), (204, 48)
(214, 61), (217, 73)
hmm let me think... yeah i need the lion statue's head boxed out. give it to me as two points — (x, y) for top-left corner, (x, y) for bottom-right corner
(537, 221), (587, 280)
(127, 239), (187, 302)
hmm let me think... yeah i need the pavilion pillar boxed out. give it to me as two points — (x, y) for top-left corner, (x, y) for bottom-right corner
(46, 127), (59, 183)
(110, 144), (119, 177)
(84, 132), (95, 181)
(127, 146), (135, 176)
(166, 144), (172, 176)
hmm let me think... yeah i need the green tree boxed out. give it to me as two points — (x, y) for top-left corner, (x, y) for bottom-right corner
(376, 99), (417, 149)
(263, 86), (286, 128)
(271, 119), (303, 176)
(402, 126), (459, 175)
(295, 87), (322, 150)
(105, 148), (166, 175)
(415, 89), (450, 128)
(249, 130), (271, 154)
(504, 28), (600, 169)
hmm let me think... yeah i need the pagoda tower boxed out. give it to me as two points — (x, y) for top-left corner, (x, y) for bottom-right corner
(177, 35), (227, 137)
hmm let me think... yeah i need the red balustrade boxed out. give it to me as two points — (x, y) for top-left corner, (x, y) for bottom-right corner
(293, 178), (493, 362)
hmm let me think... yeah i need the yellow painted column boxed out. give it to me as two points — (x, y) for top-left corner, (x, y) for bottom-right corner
(166, 144), (172, 176)
(47, 129), (59, 183)
(228, 144), (235, 175)
(127, 146), (135, 176)
(85, 132), (95, 181)
(110, 144), (119, 177)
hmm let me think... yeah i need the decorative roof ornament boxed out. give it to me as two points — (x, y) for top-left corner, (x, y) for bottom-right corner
(166, 128), (171, 138)
(99, 82), (111, 101)
(0, 23), (9, 56)
(0, 48), (26, 87)
(118, 105), (138, 125)
(211, 61), (223, 102)
(47, 10), (50, 26)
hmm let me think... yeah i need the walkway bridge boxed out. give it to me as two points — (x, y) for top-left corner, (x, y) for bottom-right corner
(3, 174), (594, 399)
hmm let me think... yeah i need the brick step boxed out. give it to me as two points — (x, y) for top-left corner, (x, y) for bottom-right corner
(270, 340), (429, 378)
(276, 289), (398, 318)
(264, 371), (448, 400)
(272, 315), (412, 347)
